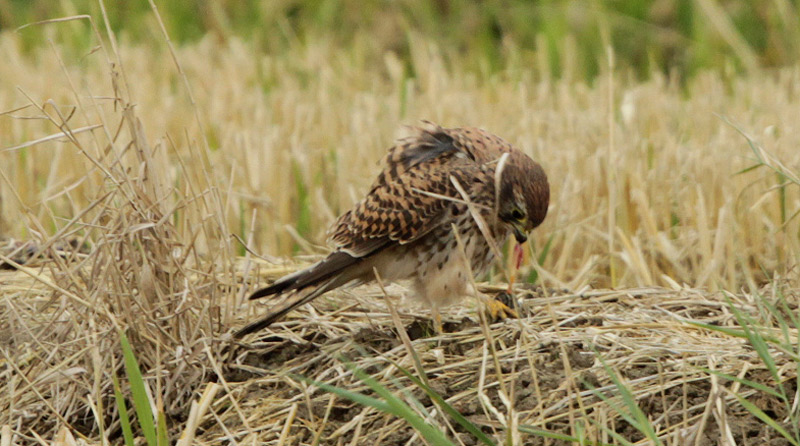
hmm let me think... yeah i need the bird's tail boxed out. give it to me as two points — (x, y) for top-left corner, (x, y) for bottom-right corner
(234, 277), (340, 337)
(235, 251), (362, 337)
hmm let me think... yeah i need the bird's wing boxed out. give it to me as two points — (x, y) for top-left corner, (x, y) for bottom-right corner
(328, 126), (493, 258)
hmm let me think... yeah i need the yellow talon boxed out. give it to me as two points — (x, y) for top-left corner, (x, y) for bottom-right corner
(483, 293), (519, 321)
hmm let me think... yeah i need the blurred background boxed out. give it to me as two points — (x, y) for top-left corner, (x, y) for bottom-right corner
(2, 0), (798, 80)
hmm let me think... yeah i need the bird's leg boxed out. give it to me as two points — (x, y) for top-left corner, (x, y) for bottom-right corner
(479, 291), (519, 321)
(431, 305), (443, 334)
(480, 241), (524, 321)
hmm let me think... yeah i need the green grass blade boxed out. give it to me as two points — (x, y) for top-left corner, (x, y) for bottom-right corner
(293, 370), (457, 446)
(776, 286), (800, 329)
(291, 160), (311, 245)
(779, 206), (800, 230)
(685, 320), (800, 362)
(758, 293), (791, 344)
(157, 409), (168, 446)
(111, 371), (136, 446)
(594, 423), (637, 446)
(518, 425), (614, 445)
(777, 172), (787, 224)
(684, 320), (749, 338)
(585, 383), (641, 445)
(699, 368), (783, 398)
(347, 365), (458, 446)
(685, 319), (787, 348)
(292, 374), (393, 413)
(733, 163), (764, 175)
(537, 233), (555, 266)
(731, 392), (799, 446)
(593, 354), (663, 446)
(723, 295), (786, 399)
(390, 359), (496, 446)
(119, 330), (157, 446)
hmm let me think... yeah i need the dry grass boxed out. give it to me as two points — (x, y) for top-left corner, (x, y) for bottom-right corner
(223, 279), (800, 445)
(2, 29), (799, 290)
(1, 11), (799, 446)
(4, 252), (799, 444)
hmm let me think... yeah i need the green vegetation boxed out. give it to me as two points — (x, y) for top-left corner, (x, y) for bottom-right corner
(689, 289), (800, 445)
(4, 0), (800, 81)
(114, 331), (169, 446)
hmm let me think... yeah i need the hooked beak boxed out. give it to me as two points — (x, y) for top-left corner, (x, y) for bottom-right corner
(512, 223), (528, 244)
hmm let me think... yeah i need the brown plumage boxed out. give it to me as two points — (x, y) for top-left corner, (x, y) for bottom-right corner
(236, 122), (549, 337)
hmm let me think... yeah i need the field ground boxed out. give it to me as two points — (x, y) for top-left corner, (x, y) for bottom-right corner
(2, 254), (799, 445)
(1, 3), (800, 446)
(226, 273), (799, 446)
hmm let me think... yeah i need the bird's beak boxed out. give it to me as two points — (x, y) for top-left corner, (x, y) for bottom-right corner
(512, 223), (528, 244)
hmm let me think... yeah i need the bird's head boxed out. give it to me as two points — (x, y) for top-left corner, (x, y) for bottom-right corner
(496, 151), (550, 244)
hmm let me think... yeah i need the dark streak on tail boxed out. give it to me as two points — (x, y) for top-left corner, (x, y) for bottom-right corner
(235, 278), (338, 338)
(248, 251), (361, 300)
(236, 251), (365, 338)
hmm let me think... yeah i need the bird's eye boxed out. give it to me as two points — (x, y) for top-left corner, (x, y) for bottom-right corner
(510, 208), (524, 220)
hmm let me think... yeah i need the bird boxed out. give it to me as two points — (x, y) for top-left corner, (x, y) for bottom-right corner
(236, 122), (549, 338)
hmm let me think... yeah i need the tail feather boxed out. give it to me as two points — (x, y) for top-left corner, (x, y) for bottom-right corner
(248, 251), (360, 300)
(235, 277), (338, 338)
(237, 251), (364, 337)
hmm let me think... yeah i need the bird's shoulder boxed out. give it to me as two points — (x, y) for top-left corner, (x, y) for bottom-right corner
(327, 125), (496, 256)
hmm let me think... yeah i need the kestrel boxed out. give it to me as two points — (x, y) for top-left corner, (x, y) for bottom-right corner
(236, 122), (549, 337)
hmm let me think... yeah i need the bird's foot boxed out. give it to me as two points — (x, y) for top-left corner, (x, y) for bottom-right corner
(432, 308), (444, 335)
(482, 292), (519, 321)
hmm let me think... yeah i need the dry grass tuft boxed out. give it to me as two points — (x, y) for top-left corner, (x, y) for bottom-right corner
(1, 14), (232, 444)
